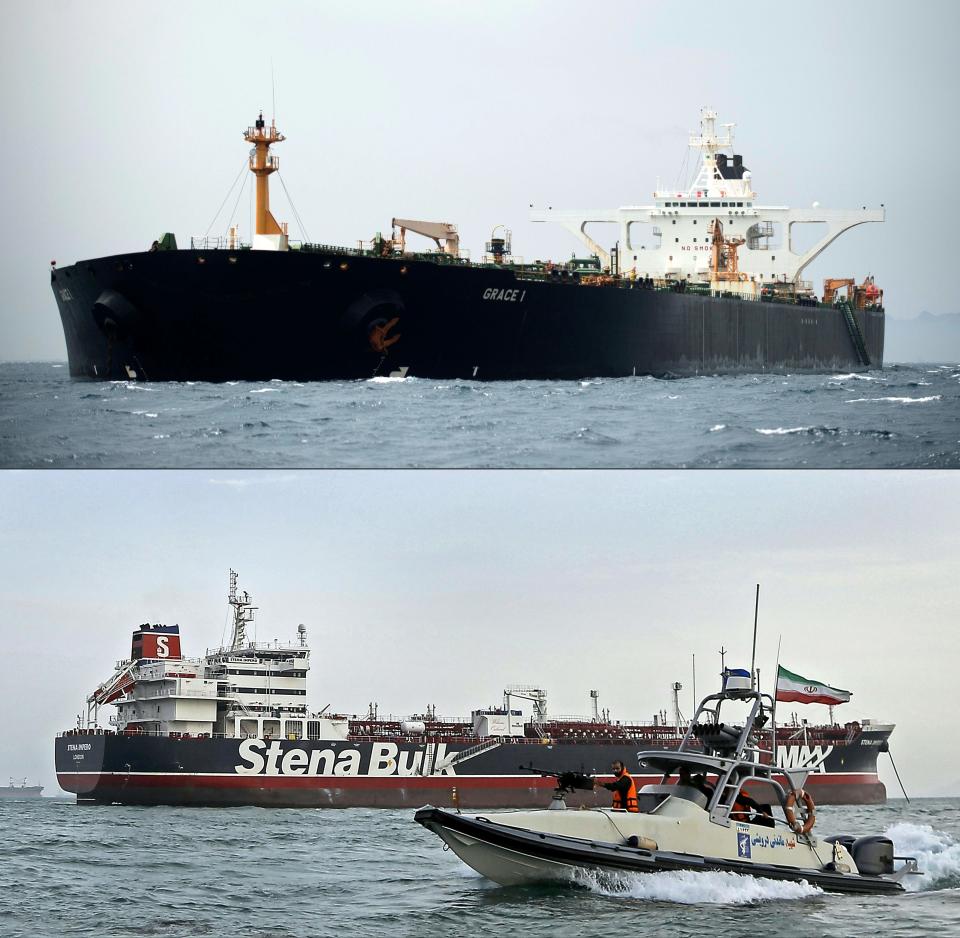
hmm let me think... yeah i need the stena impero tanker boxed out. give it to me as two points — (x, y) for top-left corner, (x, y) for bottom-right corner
(54, 573), (894, 809)
(51, 108), (884, 381)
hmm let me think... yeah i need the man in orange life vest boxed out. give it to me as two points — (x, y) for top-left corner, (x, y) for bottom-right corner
(731, 788), (775, 828)
(594, 760), (639, 812)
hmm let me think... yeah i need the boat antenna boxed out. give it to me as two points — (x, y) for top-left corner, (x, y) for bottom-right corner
(750, 583), (760, 690)
(691, 653), (696, 714)
(772, 633), (782, 764)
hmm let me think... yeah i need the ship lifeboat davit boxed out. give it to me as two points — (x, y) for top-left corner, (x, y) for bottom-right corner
(92, 288), (141, 337)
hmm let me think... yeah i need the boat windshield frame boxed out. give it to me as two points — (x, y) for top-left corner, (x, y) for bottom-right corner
(635, 689), (811, 828)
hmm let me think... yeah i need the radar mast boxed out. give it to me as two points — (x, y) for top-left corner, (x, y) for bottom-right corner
(228, 569), (257, 649)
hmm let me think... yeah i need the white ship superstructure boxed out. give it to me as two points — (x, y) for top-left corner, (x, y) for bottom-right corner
(86, 571), (348, 742)
(531, 108), (883, 284)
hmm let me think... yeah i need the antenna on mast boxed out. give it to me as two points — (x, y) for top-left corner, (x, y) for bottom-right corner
(227, 569), (257, 650)
(750, 584), (760, 690)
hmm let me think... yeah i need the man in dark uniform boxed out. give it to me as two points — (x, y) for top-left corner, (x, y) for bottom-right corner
(594, 760), (639, 812)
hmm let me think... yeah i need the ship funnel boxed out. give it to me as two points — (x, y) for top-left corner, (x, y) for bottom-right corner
(131, 624), (181, 661)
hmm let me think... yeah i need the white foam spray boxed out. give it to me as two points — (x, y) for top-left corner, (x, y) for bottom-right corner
(887, 822), (960, 891)
(572, 868), (822, 905)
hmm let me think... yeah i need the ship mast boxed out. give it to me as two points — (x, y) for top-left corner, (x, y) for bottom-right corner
(228, 569), (257, 650)
(244, 112), (288, 250)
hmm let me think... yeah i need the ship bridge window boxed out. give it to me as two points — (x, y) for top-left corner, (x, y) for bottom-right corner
(737, 202), (743, 207)
(721, 202), (728, 207)
(710, 202), (720, 207)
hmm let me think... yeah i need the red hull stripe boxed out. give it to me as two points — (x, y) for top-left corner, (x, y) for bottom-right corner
(57, 771), (879, 790)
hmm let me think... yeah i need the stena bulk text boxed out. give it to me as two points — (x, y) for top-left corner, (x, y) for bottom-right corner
(234, 740), (461, 777)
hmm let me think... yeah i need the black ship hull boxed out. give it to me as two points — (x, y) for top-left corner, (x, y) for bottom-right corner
(51, 249), (884, 381)
(55, 729), (889, 808)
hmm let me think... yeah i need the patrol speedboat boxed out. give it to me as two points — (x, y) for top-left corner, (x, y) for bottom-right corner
(415, 677), (919, 895)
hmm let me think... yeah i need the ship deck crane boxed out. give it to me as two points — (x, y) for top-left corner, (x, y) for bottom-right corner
(823, 278), (856, 306)
(708, 218), (747, 281)
(392, 218), (460, 257)
(824, 276), (883, 309)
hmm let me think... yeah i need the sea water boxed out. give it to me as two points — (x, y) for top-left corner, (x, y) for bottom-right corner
(0, 362), (957, 468)
(1, 798), (958, 937)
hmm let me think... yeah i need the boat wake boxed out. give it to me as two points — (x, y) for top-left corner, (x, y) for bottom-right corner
(571, 868), (822, 905)
(887, 822), (960, 891)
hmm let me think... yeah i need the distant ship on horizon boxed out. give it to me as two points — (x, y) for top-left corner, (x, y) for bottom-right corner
(0, 778), (44, 799)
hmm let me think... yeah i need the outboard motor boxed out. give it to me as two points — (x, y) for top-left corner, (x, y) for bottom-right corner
(851, 835), (895, 875)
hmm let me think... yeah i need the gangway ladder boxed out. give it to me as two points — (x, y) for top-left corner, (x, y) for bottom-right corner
(838, 300), (871, 367)
(444, 738), (502, 770)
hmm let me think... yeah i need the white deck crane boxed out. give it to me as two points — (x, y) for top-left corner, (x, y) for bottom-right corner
(391, 217), (460, 257)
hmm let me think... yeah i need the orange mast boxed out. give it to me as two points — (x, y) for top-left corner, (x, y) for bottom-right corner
(244, 112), (287, 249)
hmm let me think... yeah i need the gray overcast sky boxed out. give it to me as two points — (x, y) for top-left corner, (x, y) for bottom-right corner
(2, 470), (957, 797)
(2, 0), (959, 359)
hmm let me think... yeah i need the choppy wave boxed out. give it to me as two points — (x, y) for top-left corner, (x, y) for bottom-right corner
(845, 395), (941, 404)
(887, 822), (960, 891)
(756, 426), (816, 435)
(755, 426), (844, 437)
(831, 373), (881, 382)
(3, 362), (958, 467)
(572, 868), (822, 904)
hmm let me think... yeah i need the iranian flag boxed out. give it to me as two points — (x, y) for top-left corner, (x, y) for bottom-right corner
(776, 665), (852, 705)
